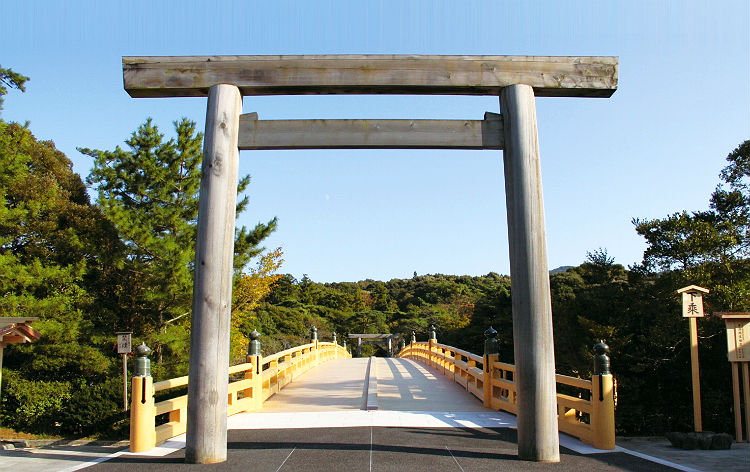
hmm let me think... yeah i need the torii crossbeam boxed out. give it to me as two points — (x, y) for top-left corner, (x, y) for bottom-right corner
(122, 54), (618, 464)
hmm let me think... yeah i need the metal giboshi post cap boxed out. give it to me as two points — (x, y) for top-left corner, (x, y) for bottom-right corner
(593, 340), (611, 375)
(248, 329), (261, 356)
(429, 325), (436, 340)
(134, 342), (152, 377)
(311, 325), (318, 340)
(484, 326), (499, 355)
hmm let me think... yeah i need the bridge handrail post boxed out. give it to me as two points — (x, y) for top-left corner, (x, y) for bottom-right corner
(450, 350), (454, 376)
(591, 340), (615, 449)
(483, 327), (499, 408)
(130, 343), (156, 452)
(311, 326), (319, 366)
(269, 357), (279, 392)
(245, 330), (263, 411)
(428, 325), (436, 368)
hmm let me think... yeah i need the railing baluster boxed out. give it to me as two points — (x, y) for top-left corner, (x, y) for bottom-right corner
(132, 340), (349, 453)
(399, 330), (615, 451)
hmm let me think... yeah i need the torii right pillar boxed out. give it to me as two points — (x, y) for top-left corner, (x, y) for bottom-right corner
(501, 84), (560, 462)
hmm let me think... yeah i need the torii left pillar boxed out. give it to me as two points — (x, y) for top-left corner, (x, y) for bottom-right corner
(186, 84), (242, 464)
(501, 84), (559, 462)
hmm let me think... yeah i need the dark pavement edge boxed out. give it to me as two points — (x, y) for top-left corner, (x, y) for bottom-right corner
(88, 427), (681, 472)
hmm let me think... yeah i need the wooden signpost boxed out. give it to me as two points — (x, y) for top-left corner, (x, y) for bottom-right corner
(677, 285), (709, 432)
(116, 332), (132, 411)
(719, 312), (750, 442)
(122, 54), (618, 464)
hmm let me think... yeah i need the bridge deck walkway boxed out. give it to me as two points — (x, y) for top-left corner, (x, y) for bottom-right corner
(261, 357), (371, 412)
(4, 357), (748, 471)
(260, 357), (488, 413)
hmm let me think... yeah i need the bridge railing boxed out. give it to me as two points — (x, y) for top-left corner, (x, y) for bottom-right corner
(129, 338), (350, 452)
(397, 332), (615, 450)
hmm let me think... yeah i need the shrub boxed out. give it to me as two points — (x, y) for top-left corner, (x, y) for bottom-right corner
(0, 369), (72, 434)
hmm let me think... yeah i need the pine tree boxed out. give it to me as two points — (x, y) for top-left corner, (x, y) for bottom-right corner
(80, 118), (277, 367)
(633, 140), (749, 310)
(0, 65), (29, 112)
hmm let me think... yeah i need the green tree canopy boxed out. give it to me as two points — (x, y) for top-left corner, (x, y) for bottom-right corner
(634, 140), (750, 311)
(0, 65), (29, 112)
(0, 120), (124, 436)
(0, 121), (116, 368)
(79, 118), (277, 366)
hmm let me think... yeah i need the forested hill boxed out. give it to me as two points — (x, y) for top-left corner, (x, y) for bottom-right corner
(251, 255), (743, 437)
(250, 272), (509, 357)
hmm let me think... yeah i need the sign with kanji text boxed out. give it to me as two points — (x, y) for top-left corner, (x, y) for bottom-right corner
(116, 332), (132, 354)
(677, 285), (709, 318)
(720, 313), (750, 362)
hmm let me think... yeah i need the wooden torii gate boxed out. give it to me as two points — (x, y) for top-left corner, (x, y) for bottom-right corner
(348, 333), (401, 357)
(122, 55), (618, 464)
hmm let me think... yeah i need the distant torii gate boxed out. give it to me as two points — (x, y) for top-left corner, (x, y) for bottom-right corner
(348, 333), (401, 357)
(122, 54), (618, 464)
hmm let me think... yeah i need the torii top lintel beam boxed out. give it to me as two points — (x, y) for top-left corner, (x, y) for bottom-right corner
(123, 55), (618, 98)
(348, 334), (400, 339)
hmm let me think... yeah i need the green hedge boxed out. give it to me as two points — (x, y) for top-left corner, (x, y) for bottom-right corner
(1, 370), (127, 438)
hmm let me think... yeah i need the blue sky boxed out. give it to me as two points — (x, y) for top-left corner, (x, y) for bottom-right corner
(2, 1), (748, 282)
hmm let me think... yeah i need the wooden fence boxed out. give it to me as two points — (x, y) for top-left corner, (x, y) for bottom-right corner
(130, 341), (350, 452)
(397, 340), (615, 450)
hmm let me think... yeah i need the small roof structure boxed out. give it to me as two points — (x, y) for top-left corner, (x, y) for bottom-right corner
(0, 317), (41, 347)
(1, 317), (41, 401)
(677, 285), (710, 294)
(717, 312), (750, 318)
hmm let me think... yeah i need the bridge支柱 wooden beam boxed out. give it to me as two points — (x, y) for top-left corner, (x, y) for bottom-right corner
(123, 55), (618, 98)
(237, 113), (503, 150)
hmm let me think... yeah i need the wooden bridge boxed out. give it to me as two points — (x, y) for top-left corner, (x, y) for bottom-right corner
(128, 330), (616, 462)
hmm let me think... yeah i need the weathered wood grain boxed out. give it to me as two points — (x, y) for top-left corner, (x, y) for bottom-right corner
(689, 317), (703, 432)
(237, 113), (503, 150)
(123, 55), (618, 98)
(501, 84), (560, 462)
(186, 84), (242, 465)
(348, 334), (400, 339)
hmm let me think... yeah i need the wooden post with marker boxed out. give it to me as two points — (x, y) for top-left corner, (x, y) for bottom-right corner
(116, 332), (132, 412)
(677, 285), (709, 433)
(720, 312), (750, 442)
